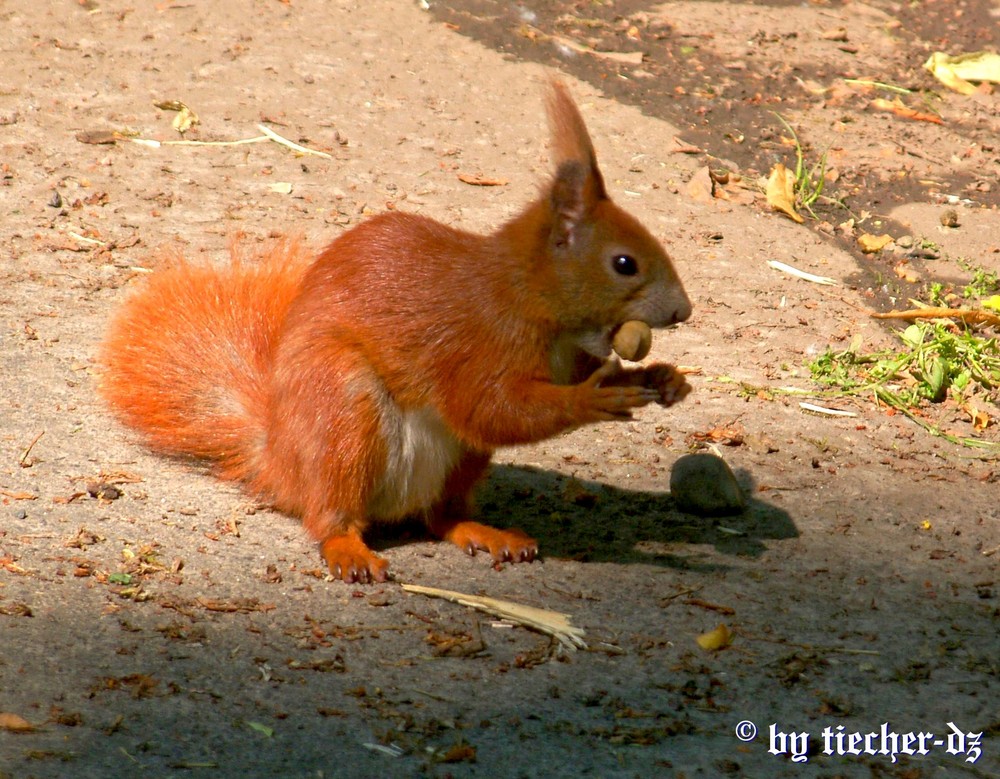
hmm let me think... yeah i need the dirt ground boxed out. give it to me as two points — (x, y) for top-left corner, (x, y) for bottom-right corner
(2, 1), (999, 777)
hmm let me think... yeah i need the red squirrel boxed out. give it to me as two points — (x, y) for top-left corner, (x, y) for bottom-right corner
(100, 81), (692, 583)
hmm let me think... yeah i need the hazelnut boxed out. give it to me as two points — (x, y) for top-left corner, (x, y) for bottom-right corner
(612, 320), (652, 362)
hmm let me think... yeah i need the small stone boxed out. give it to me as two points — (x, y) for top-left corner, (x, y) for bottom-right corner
(86, 481), (122, 501)
(939, 209), (960, 228)
(670, 453), (745, 516)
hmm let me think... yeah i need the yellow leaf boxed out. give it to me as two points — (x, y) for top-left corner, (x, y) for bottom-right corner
(766, 163), (804, 223)
(695, 623), (732, 651)
(156, 100), (199, 134)
(920, 520), (932, 531)
(172, 105), (199, 134)
(924, 51), (1000, 95)
(0, 712), (36, 732)
(981, 295), (1000, 313)
(857, 233), (894, 253)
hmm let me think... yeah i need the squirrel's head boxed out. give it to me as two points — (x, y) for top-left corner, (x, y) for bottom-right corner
(543, 80), (691, 356)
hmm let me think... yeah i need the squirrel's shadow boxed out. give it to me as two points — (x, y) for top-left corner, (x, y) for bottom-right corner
(375, 463), (797, 573)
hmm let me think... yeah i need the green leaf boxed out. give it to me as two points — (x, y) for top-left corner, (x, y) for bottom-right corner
(923, 356), (948, 401)
(900, 324), (924, 348)
(247, 721), (274, 738)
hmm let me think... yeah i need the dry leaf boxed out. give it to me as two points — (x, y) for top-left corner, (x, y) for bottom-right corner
(0, 713), (36, 732)
(76, 130), (120, 145)
(671, 137), (703, 154)
(439, 743), (477, 763)
(687, 422), (746, 447)
(963, 403), (991, 431)
(870, 97), (943, 124)
(0, 489), (37, 500)
(196, 597), (275, 613)
(857, 233), (894, 253)
(765, 163), (804, 223)
(820, 27), (848, 42)
(0, 601), (33, 617)
(695, 623), (733, 651)
(893, 261), (921, 283)
(685, 166), (716, 204)
(457, 173), (508, 187)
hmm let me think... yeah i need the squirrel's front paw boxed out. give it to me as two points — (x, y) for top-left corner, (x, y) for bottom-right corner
(581, 359), (660, 420)
(321, 533), (389, 584)
(644, 363), (692, 408)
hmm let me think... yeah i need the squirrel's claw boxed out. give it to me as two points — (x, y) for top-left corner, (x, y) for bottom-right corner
(432, 520), (538, 565)
(321, 533), (389, 584)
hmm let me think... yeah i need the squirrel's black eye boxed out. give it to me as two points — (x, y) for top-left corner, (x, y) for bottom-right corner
(612, 254), (638, 276)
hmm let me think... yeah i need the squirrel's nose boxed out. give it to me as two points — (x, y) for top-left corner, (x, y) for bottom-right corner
(668, 292), (693, 325)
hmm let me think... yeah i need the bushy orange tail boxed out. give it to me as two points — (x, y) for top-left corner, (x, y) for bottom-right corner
(99, 238), (311, 483)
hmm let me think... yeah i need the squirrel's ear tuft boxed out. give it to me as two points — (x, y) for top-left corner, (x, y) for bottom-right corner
(548, 161), (590, 250)
(546, 79), (607, 201)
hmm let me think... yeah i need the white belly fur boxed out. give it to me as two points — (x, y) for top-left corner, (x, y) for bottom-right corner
(368, 403), (464, 521)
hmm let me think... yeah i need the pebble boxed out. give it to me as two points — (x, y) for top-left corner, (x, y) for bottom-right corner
(670, 453), (746, 516)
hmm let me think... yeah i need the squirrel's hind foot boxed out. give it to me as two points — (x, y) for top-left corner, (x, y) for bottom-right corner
(431, 519), (538, 564)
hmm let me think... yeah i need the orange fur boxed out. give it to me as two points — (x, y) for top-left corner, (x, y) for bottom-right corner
(100, 238), (309, 483)
(99, 82), (692, 583)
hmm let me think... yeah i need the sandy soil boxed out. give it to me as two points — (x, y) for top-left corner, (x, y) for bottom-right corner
(1, 1), (998, 777)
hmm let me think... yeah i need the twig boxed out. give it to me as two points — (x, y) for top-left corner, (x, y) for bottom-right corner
(19, 431), (44, 467)
(129, 135), (268, 149)
(799, 401), (858, 417)
(683, 598), (736, 615)
(767, 260), (838, 286)
(400, 583), (586, 650)
(872, 307), (1000, 328)
(362, 743), (404, 758)
(892, 141), (949, 167)
(126, 124), (333, 159)
(843, 78), (912, 94)
(659, 586), (702, 601)
(256, 124), (333, 159)
(67, 231), (107, 246)
(744, 634), (881, 656)
(411, 688), (454, 702)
